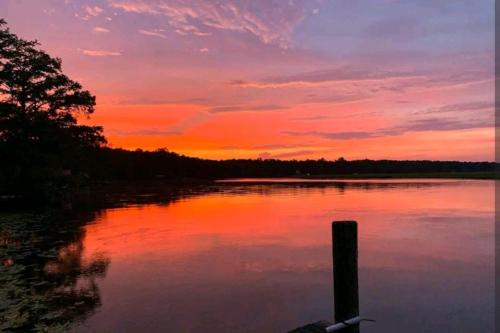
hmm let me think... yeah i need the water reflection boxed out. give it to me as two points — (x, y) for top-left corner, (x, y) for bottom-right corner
(0, 180), (494, 332)
(0, 211), (110, 332)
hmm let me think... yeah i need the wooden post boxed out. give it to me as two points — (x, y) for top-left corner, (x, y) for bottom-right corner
(332, 221), (359, 333)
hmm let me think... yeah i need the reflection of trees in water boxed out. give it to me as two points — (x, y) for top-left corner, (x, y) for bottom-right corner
(205, 180), (456, 197)
(0, 185), (230, 331)
(0, 186), (193, 332)
(92, 181), (454, 205)
(0, 210), (110, 332)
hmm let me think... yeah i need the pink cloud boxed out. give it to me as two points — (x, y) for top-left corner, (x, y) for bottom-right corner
(80, 49), (122, 57)
(84, 5), (104, 17)
(108, 0), (309, 48)
(77, 5), (105, 20)
(93, 26), (110, 33)
(139, 29), (167, 38)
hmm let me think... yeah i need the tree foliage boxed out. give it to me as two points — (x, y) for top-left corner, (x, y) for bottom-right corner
(0, 19), (106, 199)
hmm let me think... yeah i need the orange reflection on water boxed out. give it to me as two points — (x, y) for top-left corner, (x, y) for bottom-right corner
(77, 180), (494, 333)
(83, 180), (493, 261)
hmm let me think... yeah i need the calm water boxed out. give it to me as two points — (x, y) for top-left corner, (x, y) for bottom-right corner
(0, 180), (494, 332)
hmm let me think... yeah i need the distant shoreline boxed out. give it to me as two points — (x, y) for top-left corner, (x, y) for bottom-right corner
(217, 171), (498, 181)
(293, 171), (498, 180)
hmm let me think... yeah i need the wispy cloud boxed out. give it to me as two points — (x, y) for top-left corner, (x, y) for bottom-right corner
(166, 112), (210, 135)
(79, 5), (104, 20)
(85, 5), (104, 16)
(139, 29), (167, 38)
(107, 0), (159, 14)
(230, 67), (491, 94)
(208, 104), (287, 113)
(108, 0), (309, 48)
(258, 149), (320, 160)
(127, 112), (210, 136)
(285, 130), (374, 140)
(220, 145), (241, 150)
(79, 49), (122, 57)
(290, 115), (333, 121)
(174, 25), (212, 37)
(301, 92), (369, 104)
(93, 26), (110, 33)
(286, 117), (493, 140)
(254, 143), (305, 149)
(414, 101), (493, 115)
(230, 68), (420, 88)
(115, 97), (213, 106)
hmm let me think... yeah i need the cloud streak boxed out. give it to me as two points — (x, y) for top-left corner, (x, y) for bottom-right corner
(286, 117), (493, 140)
(139, 29), (167, 38)
(230, 67), (491, 94)
(230, 67), (421, 88)
(79, 5), (104, 20)
(258, 149), (322, 160)
(414, 101), (493, 115)
(93, 26), (110, 33)
(80, 49), (122, 57)
(110, 112), (210, 136)
(208, 104), (288, 113)
(290, 115), (333, 121)
(114, 97), (213, 106)
(85, 5), (104, 16)
(108, 0), (309, 48)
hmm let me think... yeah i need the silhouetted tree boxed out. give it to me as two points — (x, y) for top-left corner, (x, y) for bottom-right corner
(0, 19), (105, 200)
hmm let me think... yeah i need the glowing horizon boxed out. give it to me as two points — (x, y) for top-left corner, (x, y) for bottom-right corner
(2, 0), (494, 161)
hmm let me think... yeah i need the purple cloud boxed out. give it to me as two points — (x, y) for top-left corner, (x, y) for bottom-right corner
(414, 101), (493, 115)
(259, 149), (319, 160)
(109, 0), (311, 48)
(208, 104), (288, 113)
(285, 116), (493, 140)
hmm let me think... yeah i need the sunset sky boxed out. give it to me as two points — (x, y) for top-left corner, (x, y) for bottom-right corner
(2, 0), (494, 161)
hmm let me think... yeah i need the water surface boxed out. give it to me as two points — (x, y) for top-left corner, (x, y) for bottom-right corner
(0, 180), (494, 332)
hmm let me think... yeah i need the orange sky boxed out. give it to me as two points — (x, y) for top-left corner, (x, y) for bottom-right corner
(3, 0), (495, 161)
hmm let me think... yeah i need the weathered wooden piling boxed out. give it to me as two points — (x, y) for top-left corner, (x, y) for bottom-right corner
(332, 221), (359, 333)
(288, 220), (362, 333)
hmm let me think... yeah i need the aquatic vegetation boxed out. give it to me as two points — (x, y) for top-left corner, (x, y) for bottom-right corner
(0, 212), (109, 332)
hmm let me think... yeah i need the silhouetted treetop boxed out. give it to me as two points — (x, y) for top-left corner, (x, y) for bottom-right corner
(0, 19), (97, 121)
(0, 19), (105, 149)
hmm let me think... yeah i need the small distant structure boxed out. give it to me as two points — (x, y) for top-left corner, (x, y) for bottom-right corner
(288, 221), (374, 333)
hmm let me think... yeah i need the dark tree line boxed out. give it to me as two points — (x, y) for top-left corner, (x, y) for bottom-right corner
(85, 148), (496, 181)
